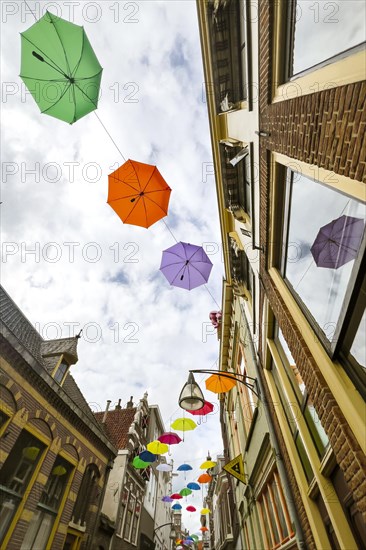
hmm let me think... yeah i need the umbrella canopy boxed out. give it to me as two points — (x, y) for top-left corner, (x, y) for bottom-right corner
(197, 473), (212, 484)
(180, 488), (192, 497)
(186, 506), (196, 512)
(108, 160), (171, 228)
(191, 535), (199, 541)
(160, 242), (213, 290)
(310, 215), (365, 269)
(139, 450), (157, 463)
(20, 11), (102, 124)
(200, 460), (217, 469)
(187, 482), (200, 491)
(201, 508), (211, 514)
(200, 526), (209, 532)
(162, 496), (173, 502)
(156, 463), (173, 472)
(205, 373), (237, 394)
(177, 464), (193, 472)
(158, 432), (182, 445)
(170, 493), (183, 500)
(132, 457), (150, 469)
(187, 401), (214, 416)
(171, 418), (197, 432)
(147, 440), (169, 455)
(172, 503), (182, 510)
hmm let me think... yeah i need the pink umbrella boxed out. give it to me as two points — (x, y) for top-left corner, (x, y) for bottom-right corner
(158, 432), (182, 445)
(187, 401), (214, 416)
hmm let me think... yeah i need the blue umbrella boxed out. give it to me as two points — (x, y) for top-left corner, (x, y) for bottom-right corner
(177, 464), (192, 471)
(187, 482), (200, 491)
(139, 450), (157, 463)
(172, 503), (182, 510)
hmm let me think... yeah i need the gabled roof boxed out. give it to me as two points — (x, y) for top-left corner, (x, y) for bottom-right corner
(94, 407), (137, 450)
(0, 285), (109, 437)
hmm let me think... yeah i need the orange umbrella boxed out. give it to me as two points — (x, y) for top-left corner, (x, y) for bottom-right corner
(200, 526), (209, 532)
(108, 159), (171, 228)
(197, 473), (212, 483)
(205, 373), (236, 393)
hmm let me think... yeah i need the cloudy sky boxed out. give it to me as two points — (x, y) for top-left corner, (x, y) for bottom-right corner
(1, 0), (224, 534)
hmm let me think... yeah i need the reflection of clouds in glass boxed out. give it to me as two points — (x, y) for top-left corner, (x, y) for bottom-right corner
(285, 174), (365, 340)
(293, 0), (366, 74)
(351, 310), (366, 368)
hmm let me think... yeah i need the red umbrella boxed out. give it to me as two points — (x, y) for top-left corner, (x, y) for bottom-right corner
(187, 401), (214, 416)
(186, 506), (196, 512)
(158, 432), (182, 445)
(170, 493), (183, 500)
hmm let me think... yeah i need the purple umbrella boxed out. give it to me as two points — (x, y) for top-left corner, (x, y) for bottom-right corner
(160, 242), (213, 290)
(310, 215), (365, 269)
(162, 496), (173, 502)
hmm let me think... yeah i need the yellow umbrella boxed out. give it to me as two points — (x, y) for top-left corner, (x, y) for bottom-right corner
(200, 460), (216, 469)
(147, 440), (169, 455)
(201, 508), (211, 514)
(171, 418), (197, 432)
(205, 373), (236, 393)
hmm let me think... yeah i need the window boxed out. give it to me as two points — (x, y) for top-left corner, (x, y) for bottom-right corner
(0, 411), (9, 430)
(221, 143), (252, 219)
(0, 431), (45, 543)
(288, 0), (366, 77)
(117, 488), (129, 537)
(278, 169), (366, 384)
(257, 470), (294, 549)
(236, 350), (257, 435)
(71, 464), (100, 527)
(276, 327), (329, 457)
(21, 455), (72, 550)
(123, 494), (135, 541)
(53, 360), (69, 384)
(118, 481), (142, 545)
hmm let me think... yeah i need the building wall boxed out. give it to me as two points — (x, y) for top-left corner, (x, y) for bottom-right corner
(257, 1), (366, 549)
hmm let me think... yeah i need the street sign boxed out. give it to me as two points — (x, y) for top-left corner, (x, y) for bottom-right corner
(223, 454), (246, 483)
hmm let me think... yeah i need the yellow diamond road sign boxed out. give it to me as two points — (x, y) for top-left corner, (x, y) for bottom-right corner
(223, 454), (246, 484)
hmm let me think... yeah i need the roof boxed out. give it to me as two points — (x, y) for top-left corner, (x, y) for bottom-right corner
(94, 407), (137, 449)
(0, 285), (107, 436)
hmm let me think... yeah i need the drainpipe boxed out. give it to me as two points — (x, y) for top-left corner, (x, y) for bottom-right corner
(244, 314), (306, 549)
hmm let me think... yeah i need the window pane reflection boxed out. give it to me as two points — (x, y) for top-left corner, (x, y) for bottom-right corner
(292, 0), (366, 75)
(284, 172), (365, 344)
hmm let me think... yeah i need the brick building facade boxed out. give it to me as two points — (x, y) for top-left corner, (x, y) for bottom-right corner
(0, 286), (117, 550)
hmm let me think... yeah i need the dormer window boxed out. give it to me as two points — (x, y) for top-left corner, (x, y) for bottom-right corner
(53, 359), (69, 384)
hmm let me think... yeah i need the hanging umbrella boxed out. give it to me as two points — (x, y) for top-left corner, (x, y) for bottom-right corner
(162, 496), (173, 502)
(177, 464), (193, 472)
(187, 482), (200, 491)
(186, 506), (196, 512)
(170, 493), (183, 500)
(20, 11), (102, 124)
(172, 503), (182, 510)
(171, 418), (197, 432)
(200, 526), (209, 532)
(201, 508), (211, 514)
(183, 540), (194, 546)
(108, 160), (171, 228)
(132, 456), (150, 469)
(191, 535), (199, 541)
(197, 473), (212, 484)
(187, 401), (214, 416)
(205, 373), (236, 394)
(158, 432), (182, 445)
(310, 215), (364, 269)
(160, 242), (213, 290)
(180, 488), (192, 497)
(139, 450), (157, 463)
(147, 440), (169, 455)
(200, 460), (217, 469)
(156, 463), (173, 472)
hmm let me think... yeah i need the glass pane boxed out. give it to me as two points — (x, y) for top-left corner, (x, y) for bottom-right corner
(271, 479), (289, 540)
(259, 500), (272, 547)
(284, 172), (365, 344)
(295, 433), (314, 483)
(277, 327), (305, 398)
(0, 494), (19, 543)
(40, 456), (71, 511)
(350, 309), (366, 369)
(21, 510), (54, 550)
(305, 402), (329, 456)
(264, 492), (280, 544)
(292, 0), (366, 75)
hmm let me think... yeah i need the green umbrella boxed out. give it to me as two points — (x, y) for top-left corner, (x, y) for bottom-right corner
(20, 11), (102, 124)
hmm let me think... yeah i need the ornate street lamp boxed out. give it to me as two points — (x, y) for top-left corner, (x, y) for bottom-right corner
(153, 522), (177, 540)
(178, 369), (259, 411)
(178, 372), (205, 411)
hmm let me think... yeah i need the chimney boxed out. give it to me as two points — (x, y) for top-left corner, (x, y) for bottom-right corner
(126, 396), (134, 409)
(102, 400), (111, 423)
(115, 399), (122, 410)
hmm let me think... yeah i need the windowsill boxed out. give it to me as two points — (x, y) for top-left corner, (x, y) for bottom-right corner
(68, 520), (86, 533)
